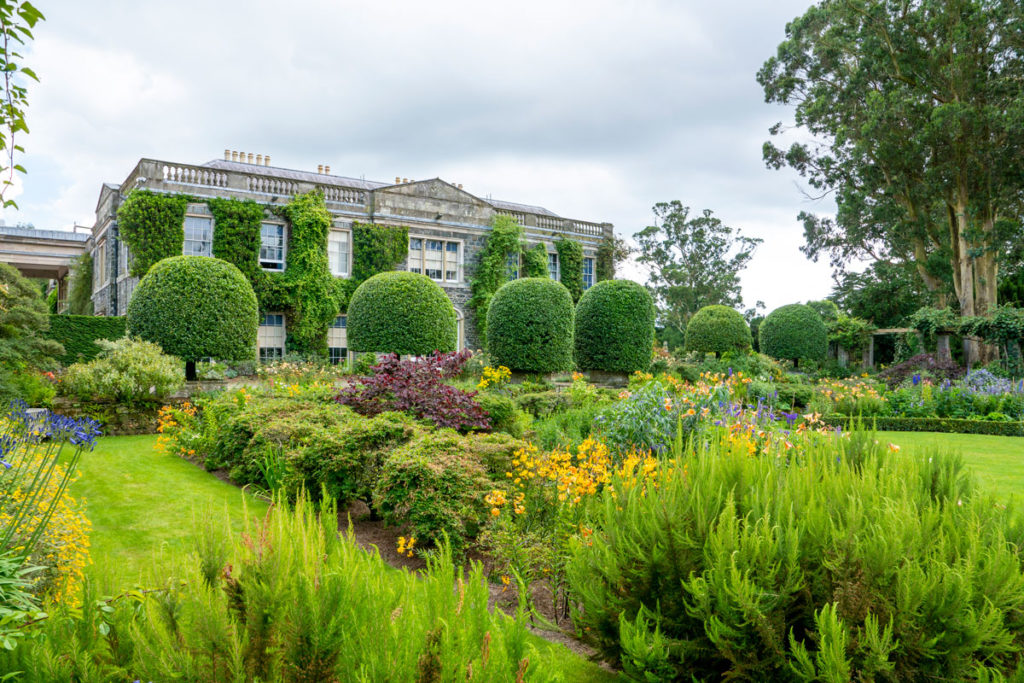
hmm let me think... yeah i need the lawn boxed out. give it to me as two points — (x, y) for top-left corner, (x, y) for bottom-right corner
(879, 431), (1024, 500)
(69, 434), (269, 583)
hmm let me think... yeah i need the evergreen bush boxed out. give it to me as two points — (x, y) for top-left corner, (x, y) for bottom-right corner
(758, 303), (827, 365)
(486, 278), (574, 373)
(347, 271), (456, 356)
(60, 338), (184, 402)
(683, 305), (752, 356)
(126, 256), (258, 379)
(44, 315), (126, 365)
(574, 280), (655, 373)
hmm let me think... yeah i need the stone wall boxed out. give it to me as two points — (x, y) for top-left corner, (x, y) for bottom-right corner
(50, 397), (178, 436)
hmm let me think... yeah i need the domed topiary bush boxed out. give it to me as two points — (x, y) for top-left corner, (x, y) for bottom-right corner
(347, 271), (456, 356)
(684, 305), (752, 357)
(575, 280), (655, 373)
(759, 303), (827, 366)
(487, 278), (574, 373)
(127, 256), (258, 380)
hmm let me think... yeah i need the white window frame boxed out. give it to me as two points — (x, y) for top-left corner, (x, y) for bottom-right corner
(583, 256), (595, 290)
(94, 239), (107, 291)
(328, 314), (348, 365)
(258, 312), (286, 362)
(183, 213), (213, 257)
(259, 221), (287, 271)
(407, 235), (463, 284)
(328, 228), (351, 277)
(506, 251), (520, 280)
(548, 251), (560, 281)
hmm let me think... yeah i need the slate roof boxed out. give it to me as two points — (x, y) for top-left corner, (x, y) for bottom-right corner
(200, 159), (561, 218)
(0, 226), (89, 242)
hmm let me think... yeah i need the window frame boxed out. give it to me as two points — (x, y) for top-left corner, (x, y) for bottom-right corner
(259, 221), (287, 272)
(93, 239), (107, 291)
(328, 228), (351, 277)
(407, 235), (463, 284)
(183, 212), (214, 258)
(582, 256), (595, 290)
(547, 251), (560, 282)
(257, 312), (286, 362)
(327, 314), (348, 365)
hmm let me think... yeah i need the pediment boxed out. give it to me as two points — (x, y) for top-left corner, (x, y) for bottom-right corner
(378, 178), (490, 208)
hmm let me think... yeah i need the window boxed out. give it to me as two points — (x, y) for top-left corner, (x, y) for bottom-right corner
(548, 251), (560, 281)
(258, 313), (286, 362)
(94, 239), (106, 290)
(183, 215), (213, 257)
(118, 240), (129, 278)
(506, 252), (520, 280)
(260, 222), (286, 271)
(583, 257), (595, 290)
(408, 237), (461, 283)
(328, 314), (347, 364)
(328, 229), (350, 277)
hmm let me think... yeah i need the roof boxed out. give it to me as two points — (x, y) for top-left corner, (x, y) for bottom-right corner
(0, 226), (90, 242)
(200, 159), (561, 217)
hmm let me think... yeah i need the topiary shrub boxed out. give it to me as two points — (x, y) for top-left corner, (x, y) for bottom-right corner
(758, 303), (827, 366)
(683, 305), (752, 357)
(126, 256), (259, 380)
(487, 278), (575, 373)
(347, 271), (456, 356)
(575, 280), (655, 373)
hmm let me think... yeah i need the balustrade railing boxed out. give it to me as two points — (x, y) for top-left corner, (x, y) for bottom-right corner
(161, 165), (229, 188)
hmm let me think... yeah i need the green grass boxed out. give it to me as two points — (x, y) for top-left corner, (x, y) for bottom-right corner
(879, 431), (1024, 500)
(69, 434), (269, 583)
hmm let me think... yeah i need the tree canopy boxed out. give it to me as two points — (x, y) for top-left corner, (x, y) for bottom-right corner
(634, 201), (761, 342)
(759, 0), (1024, 363)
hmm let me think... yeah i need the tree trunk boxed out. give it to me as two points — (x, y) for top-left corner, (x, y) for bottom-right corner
(951, 198), (980, 366)
(186, 360), (197, 382)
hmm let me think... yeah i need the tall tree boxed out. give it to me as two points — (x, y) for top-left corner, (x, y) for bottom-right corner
(634, 201), (761, 340)
(759, 0), (1024, 363)
(0, 1), (43, 208)
(831, 261), (937, 328)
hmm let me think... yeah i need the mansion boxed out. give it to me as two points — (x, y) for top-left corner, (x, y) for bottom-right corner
(88, 151), (612, 360)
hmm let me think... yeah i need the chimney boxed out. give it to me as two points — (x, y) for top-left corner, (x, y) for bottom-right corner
(395, 176), (400, 184)
(224, 149), (230, 160)
(458, 184), (463, 189)
(247, 152), (254, 164)
(402, 178), (408, 184)
(317, 164), (323, 174)
(324, 165), (330, 174)
(264, 155), (270, 166)
(256, 154), (262, 165)
(231, 150), (239, 162)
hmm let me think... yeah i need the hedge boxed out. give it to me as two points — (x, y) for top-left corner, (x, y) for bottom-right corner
(683, 305), (751, 356)
(347, 271), (456, 355)
(126, 256), (259, 370)
(822, 414), (1024, 437)
(575, 280), (655, 373)
(759, 303), (827, 365)
(487, 278), (574, 373)
(45, 315), (127, 365)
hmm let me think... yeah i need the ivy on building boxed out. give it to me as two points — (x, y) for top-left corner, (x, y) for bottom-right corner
(596, 233), (629, 282)
(555, 237), (583, 302)
(468, 215), (522, 341)
(208, 197), (265, 283)
(352, 222), (409, 283)
(117, 191), (190, 277)
(522, 243), (549, 278)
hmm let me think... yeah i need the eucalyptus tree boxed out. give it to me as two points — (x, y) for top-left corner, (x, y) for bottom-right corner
(759, 0), (1024, 362)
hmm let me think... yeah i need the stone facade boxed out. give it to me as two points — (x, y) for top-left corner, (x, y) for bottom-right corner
(89, 153), (613, 355)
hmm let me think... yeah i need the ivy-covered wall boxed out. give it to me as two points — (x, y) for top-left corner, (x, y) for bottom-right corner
(555, 237), (584, 302)
(117, 191), (189, 277)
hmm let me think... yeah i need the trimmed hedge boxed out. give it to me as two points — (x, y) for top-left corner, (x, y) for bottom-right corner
(759, 303), (827, 364)
(46, 315), (127, 365)
(575, 280), (655, 373)
(823, 414), (1024, 437)
(126, 256), (258, 363)
(347, 271), (456, 355)
(487, 278), (575, 373)
(683, 305), (751, 356)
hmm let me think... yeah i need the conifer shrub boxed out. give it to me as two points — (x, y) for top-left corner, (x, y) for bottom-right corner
(486, 278), (574, 373)
(126, 256), (258, 380)
(574, 280), (655, 373)
(568, 431), (1024, 680)
(347, 271), (456, 356)
(683, 304), (752, 356)
(758, 303), (827, 365)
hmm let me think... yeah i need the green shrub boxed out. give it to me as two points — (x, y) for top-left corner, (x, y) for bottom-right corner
(569, 430), (1024, 679)
(759, 303), (828, 365)
(60, 338), (184, 402)
(515, 390), (573, 418)
(683, 305), (752, 356)
(126, 256), (258, 379)
(347, 271), (456, 355)
(350, 352), (378, 376)
(66, 253), (93, 315)
(822, 414), (1024, 436)
(373, 431), (501, 552)
(474, 392), (529, 438)
(44, 315), (127, 364)
(487, 278), (574, 373)
(574, 280), (655, 373)
(748, 380), (815, 409)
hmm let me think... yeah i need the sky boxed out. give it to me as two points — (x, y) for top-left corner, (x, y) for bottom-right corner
(1, 0), (838, 312)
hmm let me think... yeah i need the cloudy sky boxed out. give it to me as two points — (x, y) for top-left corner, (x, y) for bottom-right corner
(3, 0), (837, 311)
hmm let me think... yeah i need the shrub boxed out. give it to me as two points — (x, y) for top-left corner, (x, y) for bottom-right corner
(60, 338), (184, 402)
(44, 315), (126, 365)
(347, 271), (456, 355)
(487, 278), (574, 373)
(758, 303), (827, 365)
(473, 392), (528, 438)
(683, 305), (752, 356)
(821, 414), (1024, 436)
(126, 256), (258, 379)
(515, 390), (573, 418)
(336, 351), (489, 431)
(569, 431), (1024, 679)
(877, 352), (965, 389)
(574, 280), (655, 373)
(373, 431), (499, 552)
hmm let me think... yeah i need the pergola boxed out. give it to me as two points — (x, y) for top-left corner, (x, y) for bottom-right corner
(0, 226), (89, 309)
